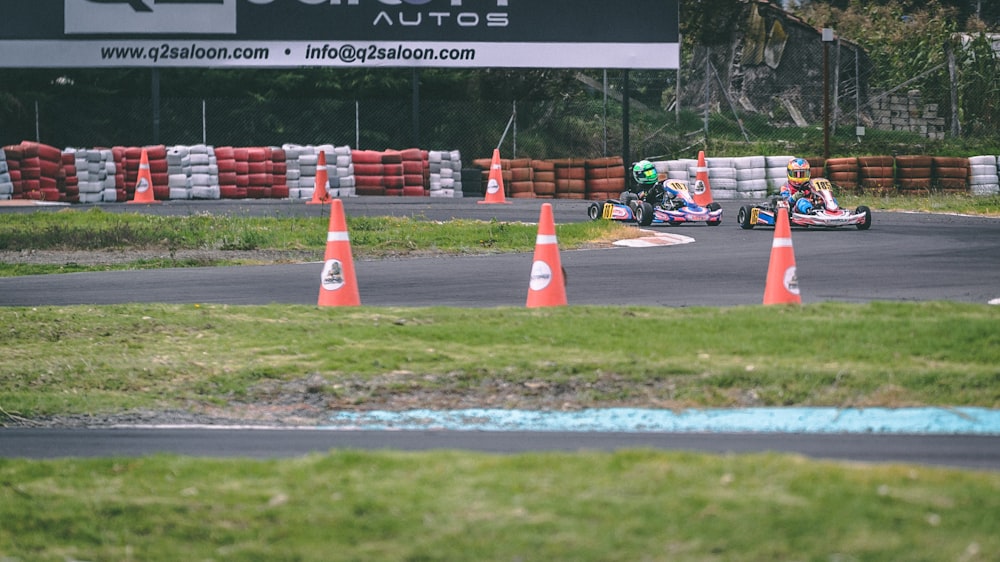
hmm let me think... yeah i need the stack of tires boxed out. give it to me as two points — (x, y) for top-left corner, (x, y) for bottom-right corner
(401, 148), (426, 197)
(967, 155), (1000, 196)
(931, 156), (968, 194)
(124, 145), (168, 201)
(584, 156), (625, 200)
(894, 155), (932, 195)
(664, 159), (695, 183)
(166, 145), (193, 200)
(2, 146), (21, 199)
(705, 156), (737, 200)
(765, 155), (795, 193)
(59, 150), (79, 203)
(806, 157), (824, 181)
(824, 157), (859, 193)
(531, 159), (556, 199)
(381, 150), (405, 196)
(858, 156), (895, 195)
(245, 147), (272, 199)
(332, 145), (356, 198)
(268, 147), (287, 200)
(216, 146), (240, 199)
(190, 144), (221, 199)
(733, 155), (767, 199)
(553, 158), (586, 199)
(0, 149), (13, 200)
(428, 150), (462, 198)
(351, 149), (385, 197)
(507, 158), (534, 198)
(69, 148), (110, 203)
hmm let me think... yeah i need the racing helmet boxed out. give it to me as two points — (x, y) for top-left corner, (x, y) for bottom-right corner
(787, 158), (811, 186)
(632, 160), (658, 186)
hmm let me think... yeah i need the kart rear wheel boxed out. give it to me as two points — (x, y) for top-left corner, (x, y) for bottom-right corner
(737, 205), (755, 229)
(855, 205), (872, 230)
(635, 202), (654, 226)
(587, 202), (602, 221)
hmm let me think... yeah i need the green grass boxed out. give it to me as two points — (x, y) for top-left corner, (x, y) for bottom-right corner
(0, 208), (636, 275)
(840, 193), (1000, 216)
(1, 450), (998, 561)
(1, 302), (997, 419)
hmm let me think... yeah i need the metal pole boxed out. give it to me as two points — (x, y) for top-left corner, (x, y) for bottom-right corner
(704, 48), (710, 144)
(202, 99), (207, 145)
(412, 68), (420, 147)
(355, 100), (360, 149)
(512, 100), (517, 158)
(34, 100), (40, 142)
(603, 69), (608, 156)
(622, 69), (631, 167)
(822, 29), (833, 160)
(152, 68), (160, 144)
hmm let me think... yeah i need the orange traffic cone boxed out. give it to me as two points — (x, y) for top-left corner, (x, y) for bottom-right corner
(127, 148), (160, 204)
(692, 150), (714, 207)
(478, 148), (511, 204)
(763, 201), (801, 305)
(526, 203), (567, 308)
(317, 199), (361, 307)
(307, 150), (331, 205)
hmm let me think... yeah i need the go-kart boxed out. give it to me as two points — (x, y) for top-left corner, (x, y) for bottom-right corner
(736, 178), (871, 230)
(587, 179), (723, 226)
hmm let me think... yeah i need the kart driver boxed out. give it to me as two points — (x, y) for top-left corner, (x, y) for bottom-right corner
(780, 157), (816, 214)
(630, 160), (685, 208)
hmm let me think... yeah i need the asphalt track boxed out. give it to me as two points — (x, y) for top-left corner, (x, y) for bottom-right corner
(1, 198), (999, 469)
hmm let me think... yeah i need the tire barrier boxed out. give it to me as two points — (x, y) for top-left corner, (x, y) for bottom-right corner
(858, 155), (895, 195)
(765, 155), (795, 194)
(584, 156), (625, 201)
(895, 155), (933, 195)
(733, 155), (767, 200)
(967, 155), (1000, 196)
(931, 156), (969, 194)
(0, 148), (13, 200)
(428, 150), (462, 198)
(824, 157), (859, 193)
(3, 141), (998, 203)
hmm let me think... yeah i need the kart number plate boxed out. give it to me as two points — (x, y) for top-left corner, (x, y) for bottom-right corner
(602, 203), (616, 220)
(750, 207), (760, 225)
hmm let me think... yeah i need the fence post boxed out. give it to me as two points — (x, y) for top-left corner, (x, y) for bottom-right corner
(35, 100), (40, 142)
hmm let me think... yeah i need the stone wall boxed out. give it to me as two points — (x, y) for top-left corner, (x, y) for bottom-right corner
(869, 89), (946, 140)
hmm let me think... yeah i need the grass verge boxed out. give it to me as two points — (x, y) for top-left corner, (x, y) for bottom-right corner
(2, 450), (998, 561)
(1, 302), (997, 420)
(0, 208), (637, 276)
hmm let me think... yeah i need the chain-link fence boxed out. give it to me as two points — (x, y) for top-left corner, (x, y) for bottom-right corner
(3, 38), (999, 167)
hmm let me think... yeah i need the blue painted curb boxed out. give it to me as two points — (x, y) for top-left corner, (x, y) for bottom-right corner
(326, 407), (1000, 434)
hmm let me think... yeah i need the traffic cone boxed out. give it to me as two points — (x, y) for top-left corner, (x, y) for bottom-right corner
(127, 148), (160, 204)
(478, 148), (511, 204)
(763, 201), (801, 305)
(317, 198), (361, 307)
(692, 150), (714, 207)
(307, 150), (331, 205)
(526, 203), (567, 308)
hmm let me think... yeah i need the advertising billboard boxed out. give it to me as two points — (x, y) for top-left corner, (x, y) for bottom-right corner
(0, 0), (680, 69)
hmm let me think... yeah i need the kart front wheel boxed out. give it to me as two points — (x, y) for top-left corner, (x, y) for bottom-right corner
(635, 202), (654, 226)
(856, 205), (872, 230)
(737, 205), (755, 229)
(587, 202), (602, 221)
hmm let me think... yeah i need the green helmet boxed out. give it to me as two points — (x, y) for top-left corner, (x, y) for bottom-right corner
(632, 160), (658, 186)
